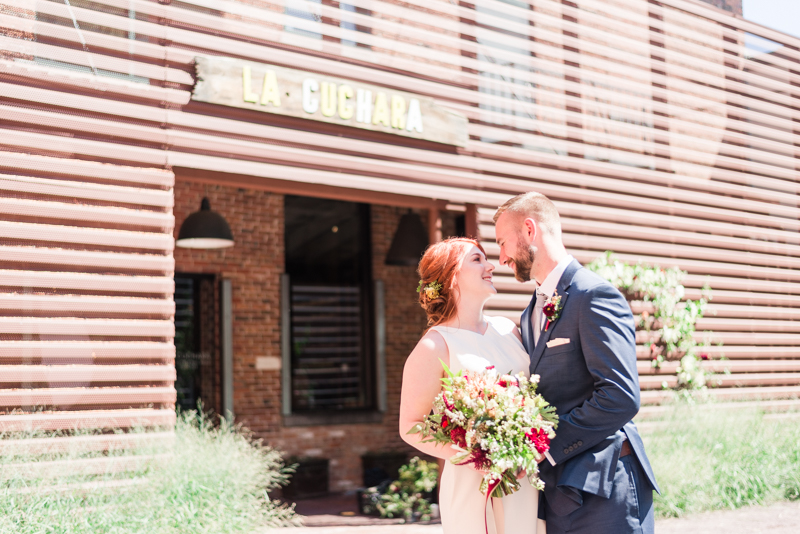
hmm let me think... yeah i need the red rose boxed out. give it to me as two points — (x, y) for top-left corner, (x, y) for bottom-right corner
(450, 427), (467, 447)
(700, 353), (709, 361)
(526, 427), (550, 454)
(498, 375), (517, 388)
(543, 303), (556, 317)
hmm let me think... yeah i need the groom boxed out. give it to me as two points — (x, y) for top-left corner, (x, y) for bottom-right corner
(494, 192), (659, 534)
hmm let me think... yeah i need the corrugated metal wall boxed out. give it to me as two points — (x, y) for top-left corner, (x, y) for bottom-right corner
(0, 0), (177, 442)
(0, 0), (798, 429)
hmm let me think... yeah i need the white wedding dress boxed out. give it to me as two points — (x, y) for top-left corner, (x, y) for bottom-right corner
(430, 315), (542, 534)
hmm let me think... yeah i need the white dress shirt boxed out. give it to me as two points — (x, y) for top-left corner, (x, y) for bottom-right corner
(532, 254), (574, 346)
(532, 254), (574, 467)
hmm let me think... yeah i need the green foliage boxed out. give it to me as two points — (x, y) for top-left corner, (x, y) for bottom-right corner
(0, 410), (300, 533)
(374, 457), (439, 523)
(643, 402), (800, 518)
(586, 251), (720, 391)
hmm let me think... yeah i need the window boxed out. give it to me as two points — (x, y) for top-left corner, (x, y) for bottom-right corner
(284, 0), (323, 40)
(174, 274), (216, 412)
(284, 195), (374, 413)
(284, 0), (372, 49)
(32, 1), (149, 83)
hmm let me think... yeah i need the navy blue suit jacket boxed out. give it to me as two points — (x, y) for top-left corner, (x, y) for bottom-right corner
(522, 259), (659, 516)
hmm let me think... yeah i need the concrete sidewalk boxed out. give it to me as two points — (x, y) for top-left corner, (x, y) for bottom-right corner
(261, 500), (800, 533)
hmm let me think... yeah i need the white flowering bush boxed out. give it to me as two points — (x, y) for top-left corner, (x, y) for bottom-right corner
(409, 361), (558, 497)
(586, 251), (720, 391)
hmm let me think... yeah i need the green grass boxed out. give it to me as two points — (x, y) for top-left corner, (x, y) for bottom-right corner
(0, 411), (300, 533)
(642, 402), (800, 518)
(6, 402), (798, 529)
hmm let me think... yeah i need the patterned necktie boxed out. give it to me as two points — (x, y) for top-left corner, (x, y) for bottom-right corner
(533, 289), (547, 346)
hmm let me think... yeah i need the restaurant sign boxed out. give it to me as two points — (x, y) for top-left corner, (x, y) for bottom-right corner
(193, 56), (468, 147)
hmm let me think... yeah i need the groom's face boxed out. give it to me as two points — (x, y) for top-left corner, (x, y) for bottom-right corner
(508, 237), (535, 283)
(495, 213), (536, 283)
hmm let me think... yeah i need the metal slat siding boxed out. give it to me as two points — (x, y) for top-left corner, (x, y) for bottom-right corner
(0, 0), (797, 441)
(0, 0), (176, 438)
(0, 144), (175, 429)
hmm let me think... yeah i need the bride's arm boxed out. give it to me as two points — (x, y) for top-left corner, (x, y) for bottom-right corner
(398, 330), (457, 461)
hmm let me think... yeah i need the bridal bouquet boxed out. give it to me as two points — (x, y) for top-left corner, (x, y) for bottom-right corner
(409, 360), (558, 499)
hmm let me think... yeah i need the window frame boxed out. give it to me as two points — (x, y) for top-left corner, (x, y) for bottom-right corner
(281, 196), (381, 426)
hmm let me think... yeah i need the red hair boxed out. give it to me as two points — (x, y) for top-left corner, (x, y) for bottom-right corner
(417, 237), (486, 328)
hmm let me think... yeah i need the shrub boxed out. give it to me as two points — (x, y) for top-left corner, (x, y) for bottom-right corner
(366, 457), (438, 523)
(0, 411), (300, 533)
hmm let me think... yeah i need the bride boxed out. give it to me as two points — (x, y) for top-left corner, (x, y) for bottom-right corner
(399, 237), (542, 534)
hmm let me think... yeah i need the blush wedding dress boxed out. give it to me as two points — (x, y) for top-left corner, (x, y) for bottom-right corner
(430, 315), (543, 534)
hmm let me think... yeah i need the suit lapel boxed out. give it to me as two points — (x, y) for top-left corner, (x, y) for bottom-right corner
(530, 291), (568, 373)
(529, 259), (582, 374)
(521, 295), (534, 354)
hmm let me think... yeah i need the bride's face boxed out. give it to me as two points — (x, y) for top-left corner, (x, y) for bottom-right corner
(454, 245), (496, 299)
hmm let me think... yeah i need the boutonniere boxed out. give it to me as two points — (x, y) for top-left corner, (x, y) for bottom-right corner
(542, 290), (563, 331)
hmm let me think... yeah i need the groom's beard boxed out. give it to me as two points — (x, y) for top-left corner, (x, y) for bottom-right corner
(510, 243), (535, 283)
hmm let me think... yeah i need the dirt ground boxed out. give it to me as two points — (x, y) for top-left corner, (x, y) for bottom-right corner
(260, 500), (800, 533)
(656, 500), (800, 534)
(261, 527), (440, 534)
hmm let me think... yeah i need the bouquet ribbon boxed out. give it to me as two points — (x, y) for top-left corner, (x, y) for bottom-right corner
(484, 478), (501, 534)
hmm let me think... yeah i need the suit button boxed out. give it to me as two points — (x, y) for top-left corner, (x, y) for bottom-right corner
(563, 448), (569, 455)
(577, 441), (583, 447)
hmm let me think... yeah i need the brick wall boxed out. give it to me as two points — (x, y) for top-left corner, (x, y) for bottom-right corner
(174, 180), (428, 491)
(173, 181), (284, 432)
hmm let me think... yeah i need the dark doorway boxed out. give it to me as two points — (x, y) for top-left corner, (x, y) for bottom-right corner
(174, 273), (217, 413)
(284, 195), (374, 413)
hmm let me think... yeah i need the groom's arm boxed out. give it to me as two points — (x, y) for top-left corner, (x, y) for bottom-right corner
(548, 282), (640, 465)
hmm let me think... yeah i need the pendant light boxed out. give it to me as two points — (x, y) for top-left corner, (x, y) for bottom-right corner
(176, 197), (234, 249)
(385, 210), (428, 266)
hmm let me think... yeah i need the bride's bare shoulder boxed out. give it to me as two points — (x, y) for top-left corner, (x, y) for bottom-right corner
(406, 329), (449, 367)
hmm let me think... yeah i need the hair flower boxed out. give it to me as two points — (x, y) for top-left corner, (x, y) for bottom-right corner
(417, 279), (443, 300)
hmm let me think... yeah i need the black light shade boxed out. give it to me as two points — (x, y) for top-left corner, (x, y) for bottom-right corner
(385, 210), (428, 266)
(176, 197), (234, 249)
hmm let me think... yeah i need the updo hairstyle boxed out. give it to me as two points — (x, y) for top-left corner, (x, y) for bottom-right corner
(417, 237), (486, 328)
